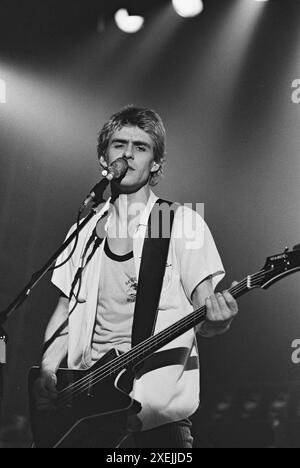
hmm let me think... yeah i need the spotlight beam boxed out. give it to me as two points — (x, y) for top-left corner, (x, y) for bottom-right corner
(0, 79), (6, 104)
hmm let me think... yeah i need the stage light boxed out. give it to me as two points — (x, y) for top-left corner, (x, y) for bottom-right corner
(114, 9), (144, 34)
(0, 79), (6, 104)
(172, 0), (204, 18)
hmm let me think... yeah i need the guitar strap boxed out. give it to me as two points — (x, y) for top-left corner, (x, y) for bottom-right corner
(131, 199), (179, 348)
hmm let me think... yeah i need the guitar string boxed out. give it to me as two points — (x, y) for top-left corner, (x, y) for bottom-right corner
(56, 271), (267, 405)
(56, 277), (244, 397)
(56, 272), (267, 406)
(56, 301), (230, 406)
(56, 273), (266, 407)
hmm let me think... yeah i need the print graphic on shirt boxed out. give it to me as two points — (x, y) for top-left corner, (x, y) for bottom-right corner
(126, 277), (138, 303)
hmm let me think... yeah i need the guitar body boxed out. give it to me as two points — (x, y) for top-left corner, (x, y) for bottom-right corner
(29, 349), (141, 448)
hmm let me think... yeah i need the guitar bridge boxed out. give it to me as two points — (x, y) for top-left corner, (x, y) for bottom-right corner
(247, 275), (254, 289)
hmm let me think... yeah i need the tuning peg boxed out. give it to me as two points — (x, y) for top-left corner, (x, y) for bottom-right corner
(293, 244), (300, 251)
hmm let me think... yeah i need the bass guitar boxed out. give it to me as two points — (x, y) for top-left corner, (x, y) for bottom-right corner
(29, 245), (300, 448)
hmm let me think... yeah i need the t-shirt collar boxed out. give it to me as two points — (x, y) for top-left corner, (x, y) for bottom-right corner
(103, 190), (159, 235)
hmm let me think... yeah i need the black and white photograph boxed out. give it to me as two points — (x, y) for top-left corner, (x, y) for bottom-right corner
(1, 0), (300, 450)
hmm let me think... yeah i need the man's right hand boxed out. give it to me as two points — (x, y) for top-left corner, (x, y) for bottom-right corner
(33, 371), (58, 411)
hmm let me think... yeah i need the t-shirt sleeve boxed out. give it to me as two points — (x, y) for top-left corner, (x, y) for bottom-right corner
(51, 224), (79, 298)
(174, 206), (225, 301)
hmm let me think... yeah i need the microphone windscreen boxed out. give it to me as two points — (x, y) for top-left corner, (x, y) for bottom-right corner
(109, 157), (129, 179)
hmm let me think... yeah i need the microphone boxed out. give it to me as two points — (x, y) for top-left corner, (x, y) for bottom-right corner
(81, 157), (128, 209)
(101, 157), (129, 181)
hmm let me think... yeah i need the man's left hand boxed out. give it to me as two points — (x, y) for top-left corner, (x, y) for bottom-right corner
(199, 281), (239, 336)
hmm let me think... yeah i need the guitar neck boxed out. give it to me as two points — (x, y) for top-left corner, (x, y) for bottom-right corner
(110, 275), (254, 373)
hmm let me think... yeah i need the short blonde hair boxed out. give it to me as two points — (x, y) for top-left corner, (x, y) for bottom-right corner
(97, 105), (166, 186)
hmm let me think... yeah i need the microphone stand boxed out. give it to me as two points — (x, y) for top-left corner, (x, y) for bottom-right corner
(0, 176), (110, 423)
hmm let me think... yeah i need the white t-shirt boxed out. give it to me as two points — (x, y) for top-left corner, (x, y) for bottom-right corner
(90, 239), (136, 364)
(51, 191), (225, 430)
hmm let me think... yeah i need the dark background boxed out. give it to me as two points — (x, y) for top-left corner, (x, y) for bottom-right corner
(1, 0), (300, 447)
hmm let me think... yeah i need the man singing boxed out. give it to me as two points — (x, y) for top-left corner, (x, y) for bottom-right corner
(34, 106), (238, 448)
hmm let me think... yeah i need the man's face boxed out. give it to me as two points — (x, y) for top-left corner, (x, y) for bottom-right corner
(101, 125), (159, 193)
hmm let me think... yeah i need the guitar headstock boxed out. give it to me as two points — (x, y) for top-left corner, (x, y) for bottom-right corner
(249, 245), (300, 290)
